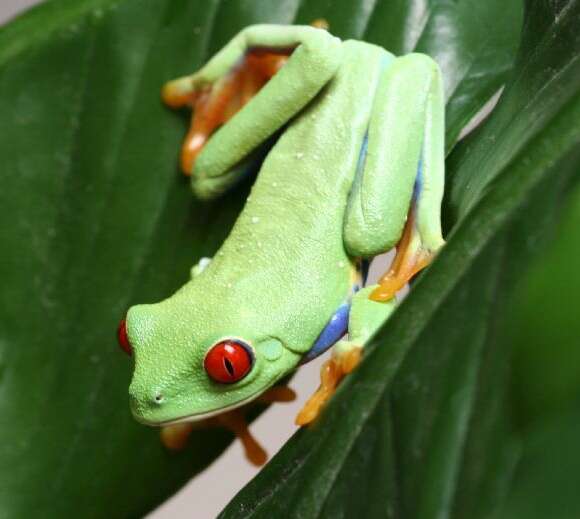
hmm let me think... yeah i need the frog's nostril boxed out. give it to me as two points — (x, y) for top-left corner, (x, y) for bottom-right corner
(154, 394), (164, 405)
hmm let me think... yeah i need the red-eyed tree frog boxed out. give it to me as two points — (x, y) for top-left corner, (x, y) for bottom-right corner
(118, 24), (445, 465)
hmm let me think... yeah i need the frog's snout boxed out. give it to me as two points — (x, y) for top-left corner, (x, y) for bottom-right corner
(129, 384), (165, 407)
(129, 384), (170, 424)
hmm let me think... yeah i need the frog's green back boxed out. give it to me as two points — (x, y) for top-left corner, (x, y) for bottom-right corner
(167, 41), (391, 353)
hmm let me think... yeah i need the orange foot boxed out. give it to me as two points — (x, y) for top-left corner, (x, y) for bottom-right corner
(160, 385), (296, 466)
(370, 208), (435, 302)
(295, 347), (362, 426)
(162, 50), (289, 175)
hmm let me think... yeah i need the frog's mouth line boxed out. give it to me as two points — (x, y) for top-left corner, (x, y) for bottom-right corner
(132, 387), (267, 427)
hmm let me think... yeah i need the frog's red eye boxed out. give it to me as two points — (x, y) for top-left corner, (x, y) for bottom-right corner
(117, 319), (133, 356)
(204, 340), (253, 384)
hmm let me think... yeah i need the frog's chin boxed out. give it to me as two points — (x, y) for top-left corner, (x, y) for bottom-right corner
(132, 389), (265, 427)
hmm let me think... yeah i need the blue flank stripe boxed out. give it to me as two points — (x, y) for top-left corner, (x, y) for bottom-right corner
(356, 131), (369, 178)
(413, 155), (424, 200)
(300, 302), (350, 364)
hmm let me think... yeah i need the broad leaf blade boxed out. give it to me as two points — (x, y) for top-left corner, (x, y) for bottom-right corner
(0, 0), (526, 517)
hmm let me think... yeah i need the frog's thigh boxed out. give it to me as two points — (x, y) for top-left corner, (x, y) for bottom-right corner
(343, 53), (444, 257)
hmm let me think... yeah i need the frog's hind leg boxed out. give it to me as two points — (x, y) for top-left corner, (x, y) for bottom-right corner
(296, 286), (396, 425)
(301, 54), (448, 427)
(343, 53), (446, 302)
(162, 25), (342, 198)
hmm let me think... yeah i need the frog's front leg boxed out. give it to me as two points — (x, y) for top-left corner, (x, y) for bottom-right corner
(162, 24), (341, 199)
(161, 385), (297, 466)
(344, 53), (446, 301)
(296, 286), (396, 425)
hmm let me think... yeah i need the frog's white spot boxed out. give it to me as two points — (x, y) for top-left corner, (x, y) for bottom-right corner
(198, 257), (211, 271)
(295, 152), (304, 159)
(227, 283), (233, 289)
(257, 242), (262, 248)
(218, 251), (225, 256)
(251, 216), (260, 224)
(311, 114), (317, 120)
(247, 196), (252, 202)
(313, 154), (320, 160)
(272, 182), (278, 188)
(190, 134), (205, 149)
(338, 261), (345, 268)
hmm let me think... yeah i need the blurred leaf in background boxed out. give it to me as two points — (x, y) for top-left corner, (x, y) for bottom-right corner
(498, 409), (580, 519)
(495, 182), (580, 519)
(509, 184), (580, 427)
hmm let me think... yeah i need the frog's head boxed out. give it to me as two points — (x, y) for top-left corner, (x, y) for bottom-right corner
(119, 300), (298, 426)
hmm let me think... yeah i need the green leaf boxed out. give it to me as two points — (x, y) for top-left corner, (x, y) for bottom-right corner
(220, 1), (580, 518)
(0, 0), (524, 517)
(507, 181), (580, 426)
(448, 0), (580, 218)
(497, 406), (580, 519)
(494, 184), (580, 519)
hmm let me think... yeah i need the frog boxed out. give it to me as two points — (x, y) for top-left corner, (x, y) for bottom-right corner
(118, 24), (445, 465)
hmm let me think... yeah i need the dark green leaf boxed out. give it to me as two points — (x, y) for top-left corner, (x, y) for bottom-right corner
(508, 183), (580, 427)
(448, 0), (580, 218)
(0, 0), (526, 516)
(220, 1), (580, 517)
(494, 169), (580, 519)
(497, 407), (580, 519)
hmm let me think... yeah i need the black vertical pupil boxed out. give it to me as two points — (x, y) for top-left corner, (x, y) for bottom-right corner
(223, 357), (235, 377)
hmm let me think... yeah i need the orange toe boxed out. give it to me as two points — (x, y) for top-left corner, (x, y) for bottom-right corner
(160, 423), (195, 450)
(216, 409), (268, 466)
(296, 348), (362, 426)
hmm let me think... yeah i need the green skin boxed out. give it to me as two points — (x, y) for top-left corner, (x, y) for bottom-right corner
(126, 25), (445, 426)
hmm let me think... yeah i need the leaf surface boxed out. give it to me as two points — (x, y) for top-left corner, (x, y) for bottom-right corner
(0, 0), (525, 516)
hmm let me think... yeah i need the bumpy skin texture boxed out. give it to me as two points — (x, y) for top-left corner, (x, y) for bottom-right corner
(126, 25), (445, 426)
